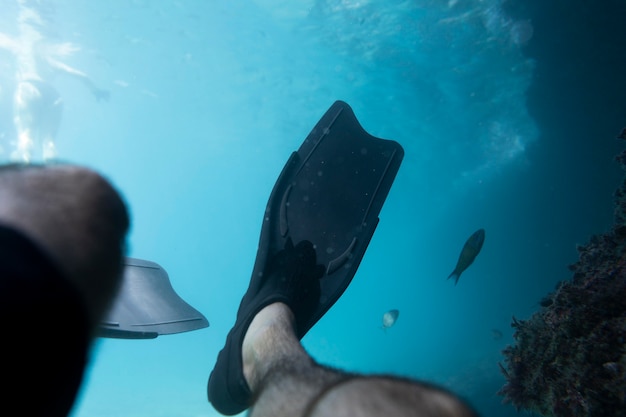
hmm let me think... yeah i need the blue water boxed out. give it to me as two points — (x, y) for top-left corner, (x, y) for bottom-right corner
(1, 1), (625, 416)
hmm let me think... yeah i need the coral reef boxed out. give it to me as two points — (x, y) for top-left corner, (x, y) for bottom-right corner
(498, 133), (626, 416)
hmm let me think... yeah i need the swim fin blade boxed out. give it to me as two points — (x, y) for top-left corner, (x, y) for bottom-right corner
(249, 100), (404, 338)
(98, 258), (209, 339)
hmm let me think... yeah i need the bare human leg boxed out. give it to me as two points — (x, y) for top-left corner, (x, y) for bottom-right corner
(243, 302), (477, 417)
(0, 164), (129, 328)
(0, 164), (129, 417)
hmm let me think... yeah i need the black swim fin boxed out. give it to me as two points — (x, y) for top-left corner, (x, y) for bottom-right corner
(246, 100), (404, 339)
(208, 100), (404, 415)
(98, 258), (209, 339)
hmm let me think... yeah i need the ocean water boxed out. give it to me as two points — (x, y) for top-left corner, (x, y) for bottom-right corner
(1, 1), (625, 416)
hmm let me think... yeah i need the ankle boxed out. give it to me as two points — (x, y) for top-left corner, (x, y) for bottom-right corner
(242, 303), (297, 390)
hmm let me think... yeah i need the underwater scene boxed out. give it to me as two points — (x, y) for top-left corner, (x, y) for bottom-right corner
(1, 0), (624, 416)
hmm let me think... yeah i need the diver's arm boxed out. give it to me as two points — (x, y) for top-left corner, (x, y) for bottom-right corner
(47, 57), (110, 101)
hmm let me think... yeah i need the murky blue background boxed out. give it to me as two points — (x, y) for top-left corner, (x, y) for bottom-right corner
(1, 1), (624, 416)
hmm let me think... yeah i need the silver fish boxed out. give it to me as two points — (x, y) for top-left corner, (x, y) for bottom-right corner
(448, 228), (485, 285)
(382, 309), (399, 329)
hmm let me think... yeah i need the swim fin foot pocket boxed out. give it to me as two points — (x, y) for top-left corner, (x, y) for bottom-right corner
(208, 100), (404, 415)
(264, 238), (325, 331)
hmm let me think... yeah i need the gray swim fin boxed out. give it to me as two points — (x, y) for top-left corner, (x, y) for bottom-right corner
(98, 258), (209, 339)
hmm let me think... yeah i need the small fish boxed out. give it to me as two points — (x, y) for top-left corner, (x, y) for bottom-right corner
(448, 228), (485, 285)
(382, 309), (399, 330)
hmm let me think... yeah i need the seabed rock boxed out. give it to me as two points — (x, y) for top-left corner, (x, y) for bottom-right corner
(498, 132), (626, 417)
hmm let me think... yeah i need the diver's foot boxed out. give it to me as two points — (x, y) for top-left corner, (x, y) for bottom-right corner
(207, 240), (324, 415)
(242, 302), (298, 391)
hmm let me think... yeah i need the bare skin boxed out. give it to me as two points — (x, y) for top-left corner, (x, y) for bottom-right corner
(1, 164), (476, 417)
(242, 302), (477, 417)
(0, 164), (129, 330)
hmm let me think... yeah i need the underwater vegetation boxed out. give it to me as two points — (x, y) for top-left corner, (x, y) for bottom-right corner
(498, 134), (626, 416)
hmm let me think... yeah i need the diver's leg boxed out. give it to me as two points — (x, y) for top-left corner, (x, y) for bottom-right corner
(0, 164), (129, 328)
(244, 303), (476, 417)
(0, 164), (129, 416)
(243, 303), (347, 417)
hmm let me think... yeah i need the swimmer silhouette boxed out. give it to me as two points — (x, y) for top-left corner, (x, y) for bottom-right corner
(0, 0), (109, 163)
